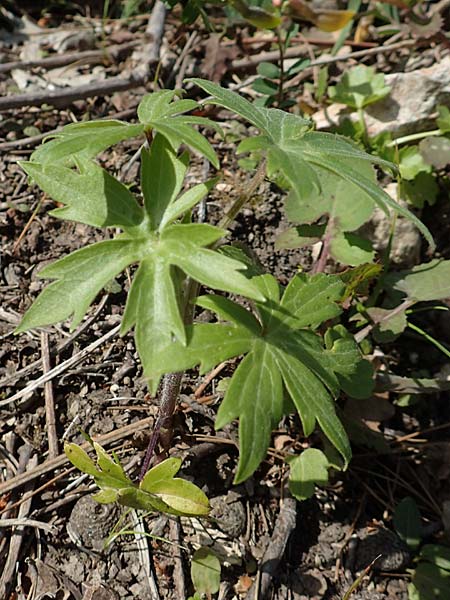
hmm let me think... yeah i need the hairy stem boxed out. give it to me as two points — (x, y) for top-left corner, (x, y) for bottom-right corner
(139, 160), (267, 480)
(218, 158), (267, 230)
(276, 28), (285, 107)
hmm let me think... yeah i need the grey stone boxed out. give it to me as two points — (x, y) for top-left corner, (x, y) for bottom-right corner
(365, 55), (450, 137)
(314, 56), (450, 138)
(358, 184), (421, 267)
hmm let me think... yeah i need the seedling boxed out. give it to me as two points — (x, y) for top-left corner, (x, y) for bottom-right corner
(65, 441), (210, 516)
(16, 81), (435, 506)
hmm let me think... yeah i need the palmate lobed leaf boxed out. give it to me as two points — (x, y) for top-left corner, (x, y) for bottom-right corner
(17, 136), (265, 391)
(147, 273), (373, 483)
(21, 158), (144, 230)
(30, 89), (222, 167)
(188, 78), (434, 252)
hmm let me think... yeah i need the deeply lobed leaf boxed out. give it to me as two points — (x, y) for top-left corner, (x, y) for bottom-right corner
(146, 273), (373, 482)
(189, 78), (434, 252)
(18, 136), (264, 392)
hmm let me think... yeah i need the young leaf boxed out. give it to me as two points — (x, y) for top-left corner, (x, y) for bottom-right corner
(65, 441), (209, 517)
(393, 496), (422, 550)
(64, 443), (100, 478)
(191, 548), (221, 596)
(148, 273), (373, 482)
(145, 478), (210, 516)
(137, 89), (221, 168)
(141, 457), (182, 490)
(385, 259), (450, 302)
(409, 562), (450, 600)
(289, 448), (330, 501)
(328, 65), (391, 109)
(420, 545), (450, 572)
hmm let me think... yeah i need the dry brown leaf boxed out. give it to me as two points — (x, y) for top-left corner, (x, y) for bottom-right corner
(201, 34), (239, 83)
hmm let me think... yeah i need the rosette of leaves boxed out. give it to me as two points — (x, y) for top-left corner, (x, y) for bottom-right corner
(188, 78), (434, 254)
(16, 133), (264, 391)
(147, 271), (374, 483)
(65, 441), (210, 516)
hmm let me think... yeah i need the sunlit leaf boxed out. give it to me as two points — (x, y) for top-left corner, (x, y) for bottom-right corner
(148, 273), (373, 482)
(289, 448), (330, 500)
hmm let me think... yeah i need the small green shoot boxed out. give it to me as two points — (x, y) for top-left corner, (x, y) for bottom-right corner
(188, 547), (221, 600)
(65, 442), (210, 516)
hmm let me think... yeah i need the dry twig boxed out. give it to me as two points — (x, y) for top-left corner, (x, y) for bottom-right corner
(245, 493), (297, 600)
(41, 331), (58, 459)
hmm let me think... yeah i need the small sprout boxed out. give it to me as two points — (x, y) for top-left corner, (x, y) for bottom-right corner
(64, 442), (210, 517)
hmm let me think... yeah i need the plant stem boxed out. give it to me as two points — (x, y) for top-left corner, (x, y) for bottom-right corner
(358, 107), (369, 147)
(354, 298), (414, 344)
(407, 322), (450, 360)
(276, 28), (285, 107)
(218, 159), (267, 230)
(387, 129), (441, 147)
(139, 160), (267, 480)
(312, 219), (333, 273)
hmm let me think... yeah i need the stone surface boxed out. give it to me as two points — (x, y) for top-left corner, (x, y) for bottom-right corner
(68, 495), (121, 551)
(358, 183), (421, 267)
(209, 492), (246, 538)
(314, 55), (450, 138)
(354, 527), (410, 572)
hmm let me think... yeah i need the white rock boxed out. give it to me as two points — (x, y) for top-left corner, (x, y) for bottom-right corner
(314, 55), (450, 138)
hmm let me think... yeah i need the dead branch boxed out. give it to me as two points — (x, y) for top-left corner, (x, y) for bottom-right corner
(0, 40), (139, 74)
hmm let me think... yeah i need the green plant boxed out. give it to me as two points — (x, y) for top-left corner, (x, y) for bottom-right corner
(188, 547), (221, 600)
(17, 80), (435, 508)
(66, 440), (210, 515)
(392, 497), (450, 600)
(409, 545), (450, 600)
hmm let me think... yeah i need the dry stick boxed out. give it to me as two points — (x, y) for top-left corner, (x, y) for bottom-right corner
(0, 107), (137, 152)
(57, 294), (109, 353)
(245, 493), (297, 600)
(232, 38), (416, 71)
(0, 40), (140, 74)
(1, 324), (120, 407)
(0, 518), (56, 533)
(0, 450), (37, 599)
(132, 510), (162, 600)
(0, 2), (167, 113)
(169, 518), (186, 600)
(0, 415), (154, 497)
(0, 466), (76, 517)
(41, 331), (58, 459)
(0, 296), (109, 389)
(194, 361), (227, 398)
(0, 73), (146, 111)
(12, 198), (42, 252)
